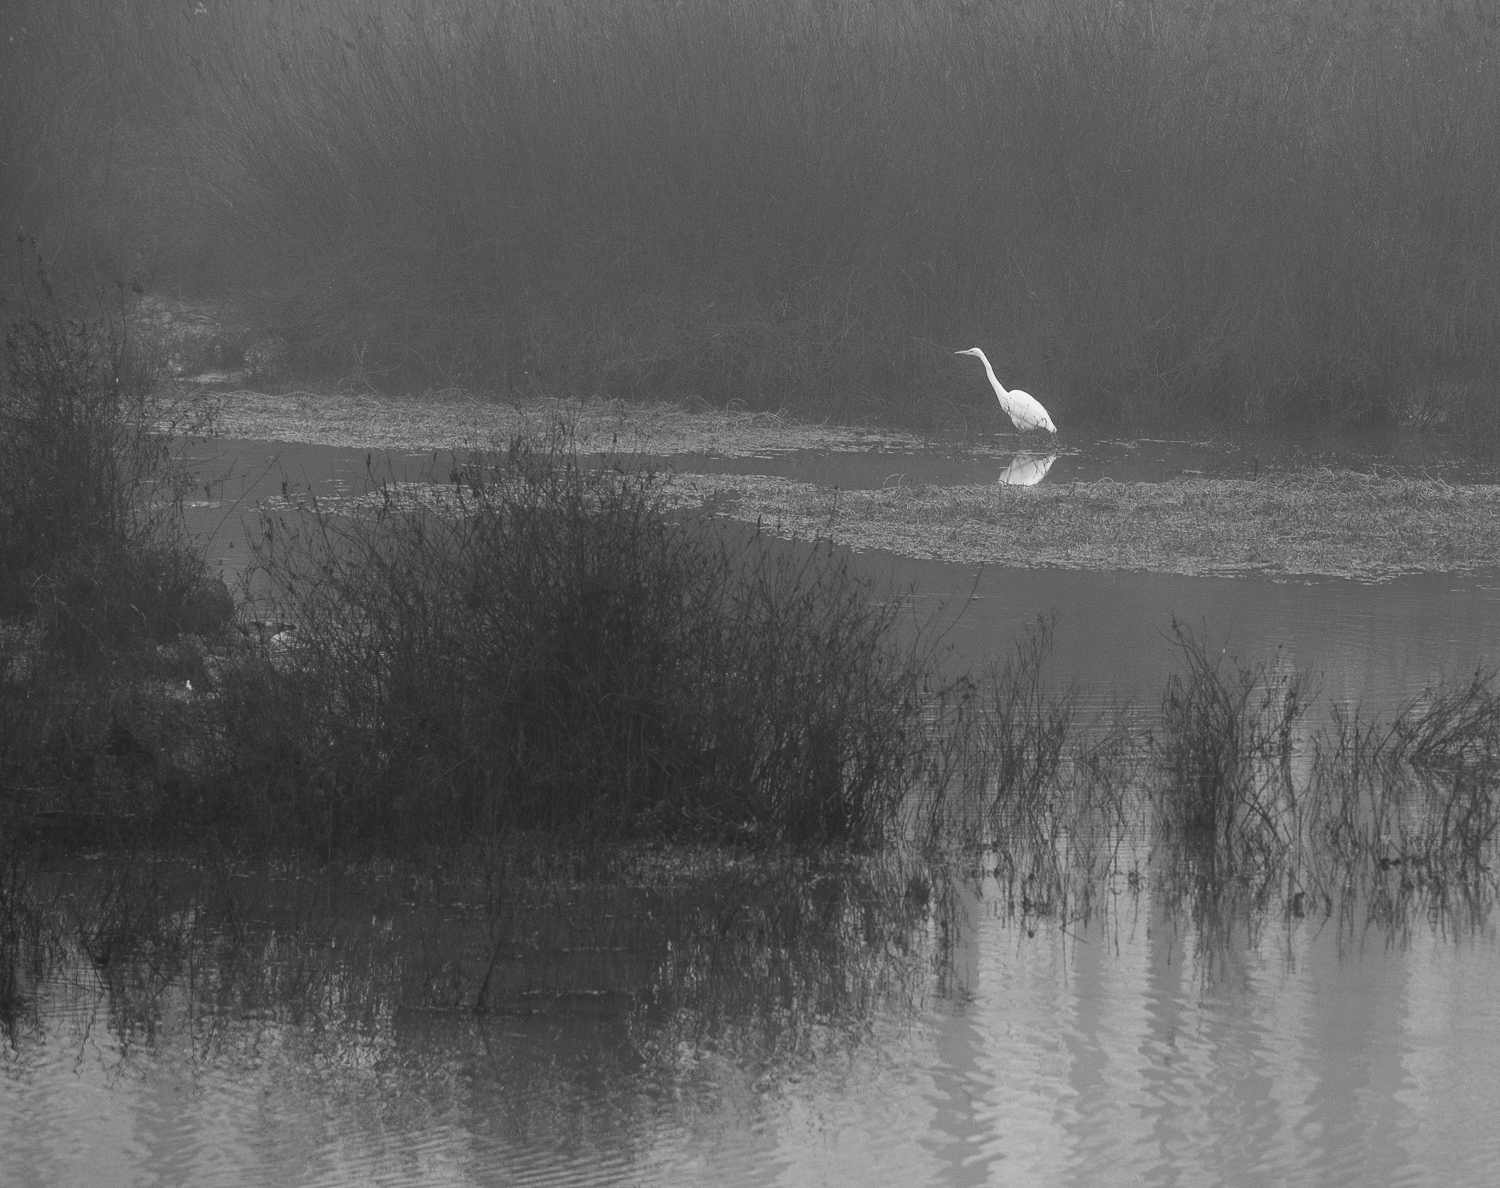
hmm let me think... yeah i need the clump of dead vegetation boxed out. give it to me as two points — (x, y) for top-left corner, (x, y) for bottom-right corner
(667, 470), (1500, 579)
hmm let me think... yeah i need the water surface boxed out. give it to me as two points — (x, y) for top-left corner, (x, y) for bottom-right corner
(6, 875), (1498, 1187)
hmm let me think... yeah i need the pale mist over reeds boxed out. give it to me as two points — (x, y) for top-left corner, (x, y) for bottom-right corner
(4, 0), (1499, 432)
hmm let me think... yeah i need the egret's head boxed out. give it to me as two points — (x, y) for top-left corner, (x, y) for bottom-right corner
(955, 348), (983, 359)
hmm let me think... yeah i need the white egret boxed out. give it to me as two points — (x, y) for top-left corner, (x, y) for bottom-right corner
(955, 348), (1056, 437)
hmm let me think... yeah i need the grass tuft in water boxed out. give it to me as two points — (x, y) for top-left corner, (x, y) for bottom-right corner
(1155, 619), (1312, 868)
(1304, 670), (1500, 907)
(923, 616), (1080, 841)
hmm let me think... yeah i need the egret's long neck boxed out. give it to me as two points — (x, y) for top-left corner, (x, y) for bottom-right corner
(979, 353), (1007, 398)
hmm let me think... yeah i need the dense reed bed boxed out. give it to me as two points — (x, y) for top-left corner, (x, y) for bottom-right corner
(5, 0), (1499, 431)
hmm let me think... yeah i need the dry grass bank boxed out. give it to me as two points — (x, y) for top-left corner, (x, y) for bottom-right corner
(190, 385), (1500, 580)
(664, 470), (1500, 580)
(193, 386), (921, 456)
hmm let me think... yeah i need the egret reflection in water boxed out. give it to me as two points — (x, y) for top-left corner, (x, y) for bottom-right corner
(997, 451), (1057, 486)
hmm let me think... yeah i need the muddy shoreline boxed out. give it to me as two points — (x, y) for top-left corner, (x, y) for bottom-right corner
(195, 388), (1500, 582)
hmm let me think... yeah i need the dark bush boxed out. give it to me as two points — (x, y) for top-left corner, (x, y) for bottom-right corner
(0, 271), (218, 656)
(207, 434), (933, 851)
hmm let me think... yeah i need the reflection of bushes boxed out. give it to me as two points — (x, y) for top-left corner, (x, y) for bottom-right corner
(0, 844), (945, 1085)
(209, 433), (933, 851)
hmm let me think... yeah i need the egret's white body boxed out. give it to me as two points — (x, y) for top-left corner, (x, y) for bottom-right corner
(955, 348), (1056, 436)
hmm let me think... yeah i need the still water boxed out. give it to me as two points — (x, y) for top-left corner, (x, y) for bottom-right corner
(896, 562), (1500, 720)
(6, 876), (1499, 1187)
(8, 433), (1497, 1186)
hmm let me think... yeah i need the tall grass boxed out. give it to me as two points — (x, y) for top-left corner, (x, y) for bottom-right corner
(5, 0), (1499, 429)
(924, 617), (1078, 839)
(909, 613), (1500, 939)
(1309, 671), (1500, 904)
(1156, 619), (1312, 865)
